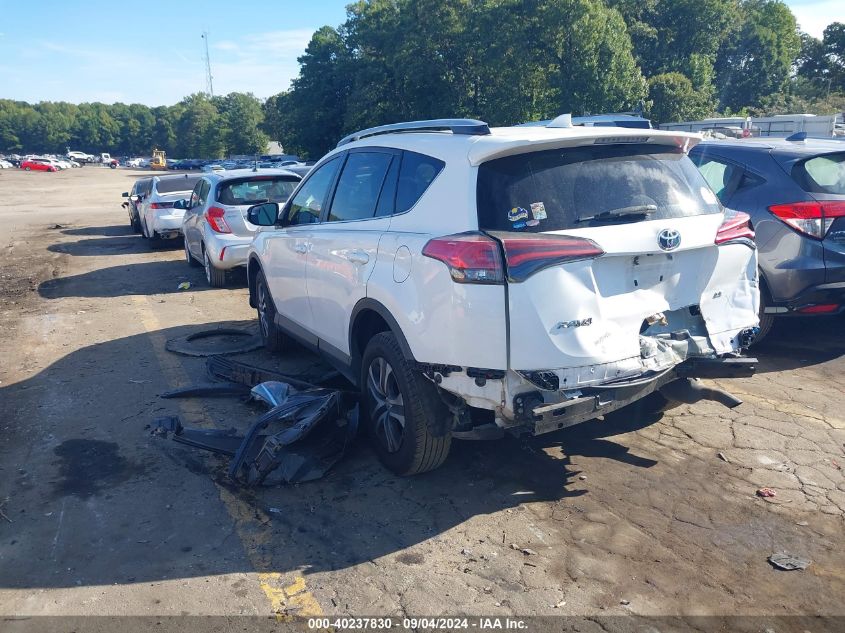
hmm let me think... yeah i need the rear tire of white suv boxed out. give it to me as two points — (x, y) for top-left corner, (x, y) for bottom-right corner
(255, 270), (288, 352)
(361, 332), (451, 476)
(203, 248), (227, 287)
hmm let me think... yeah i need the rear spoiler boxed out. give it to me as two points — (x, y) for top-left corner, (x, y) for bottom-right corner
(467, 128), (701, 166)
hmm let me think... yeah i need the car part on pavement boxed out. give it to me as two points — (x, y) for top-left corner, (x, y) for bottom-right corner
(152, 382), (359, 486)
(206, 354), (328, 391)
(768, 553), (811, 571)
(165, 328), (263, 357)
(160, 383), (252, 399)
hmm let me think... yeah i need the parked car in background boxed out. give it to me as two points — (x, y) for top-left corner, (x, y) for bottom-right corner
(182, 168), (301, 286)
(21, 158), (58, 172)
(121, 177), (153, 233)
(280, 163), (313, 179)
(67, 151), (96, 163)
(0, 159), (13, 169)
(202, 163), (224, 173)
(690, 136), (845, 341)
(245, 117), (760, 475)
(137, 173), (201, 246)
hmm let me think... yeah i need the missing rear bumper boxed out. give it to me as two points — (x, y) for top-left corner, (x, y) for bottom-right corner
(519, 355), (756, 436)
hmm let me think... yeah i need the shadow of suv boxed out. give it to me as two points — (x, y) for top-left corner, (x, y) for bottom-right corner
(690, 137), (845, 340)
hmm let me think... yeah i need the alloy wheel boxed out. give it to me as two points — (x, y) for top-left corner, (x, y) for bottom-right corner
(257, 280), (271, 339)
(367, 357), (406, 453)
(204, 250), (212, 284)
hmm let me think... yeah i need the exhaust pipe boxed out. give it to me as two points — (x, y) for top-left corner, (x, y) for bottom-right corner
(660, 378), (743, 409)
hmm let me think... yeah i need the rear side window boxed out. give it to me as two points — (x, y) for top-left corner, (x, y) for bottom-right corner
(697, 158), (738, 202)
(156, 176), (200, 194)
(217, 176), (299, 206)
(328, 152), (394, 222)
(477, 144), (722, 232)
(794, 153), (845, 195)
(396, 151), (445, 213)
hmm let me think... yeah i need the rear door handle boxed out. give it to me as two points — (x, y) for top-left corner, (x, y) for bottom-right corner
(294, 243), (308, 254)
(347, 249), (369, 265)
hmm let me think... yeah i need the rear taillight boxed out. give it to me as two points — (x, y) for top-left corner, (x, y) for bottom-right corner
(422, 231), (604, 284)
(205, 206), (232, 234)
(496, 233), (604, 282)
(715, 211), (754, 245)
(768, 201), (845, 239)
(149, 201), (175, 209)
(422, 232), (503, 284)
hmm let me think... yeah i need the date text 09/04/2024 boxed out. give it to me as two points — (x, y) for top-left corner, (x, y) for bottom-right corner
(307, 617), (528, 630)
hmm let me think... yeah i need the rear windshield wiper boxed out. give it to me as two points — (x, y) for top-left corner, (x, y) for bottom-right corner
(576, 204), (657, 223)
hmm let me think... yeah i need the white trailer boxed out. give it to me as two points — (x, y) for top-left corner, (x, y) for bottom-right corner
(660, 113), (844, 138)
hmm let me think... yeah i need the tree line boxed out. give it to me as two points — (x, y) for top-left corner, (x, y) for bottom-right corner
(266, 0), (845, 157)
(2, 0), (844, 160)
(0, 92), (268, 158)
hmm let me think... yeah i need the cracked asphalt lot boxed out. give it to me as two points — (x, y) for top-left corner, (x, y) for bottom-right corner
(0, 168), (842, 624)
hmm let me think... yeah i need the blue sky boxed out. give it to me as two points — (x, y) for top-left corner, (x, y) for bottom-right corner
(0, 0), (842, 106)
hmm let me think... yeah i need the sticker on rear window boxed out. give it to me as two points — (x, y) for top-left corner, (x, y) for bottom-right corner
(526, 219), (540, 227)
(530, 201), (547, 220)
(508, 206), (529, 222)
(700, 187), (717, 205)
(512, 221), (527, 229)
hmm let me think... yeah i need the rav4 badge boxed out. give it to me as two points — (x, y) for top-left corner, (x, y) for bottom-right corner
(553, 318), (593, 332)
(657, 228), (681, 251)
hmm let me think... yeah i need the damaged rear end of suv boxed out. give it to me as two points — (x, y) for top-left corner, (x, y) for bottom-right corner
(421, 123), (760, 441)
(247, 118), (760, 475)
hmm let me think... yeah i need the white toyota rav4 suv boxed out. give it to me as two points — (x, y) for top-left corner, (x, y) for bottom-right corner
(245, 118), (760, 475)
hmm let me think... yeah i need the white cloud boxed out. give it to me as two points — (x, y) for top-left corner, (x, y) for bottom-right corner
(214, 40), (240, 52)
(788, 1), (845, 38)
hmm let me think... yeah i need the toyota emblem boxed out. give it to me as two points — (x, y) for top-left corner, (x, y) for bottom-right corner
(658, 228), (681, 251)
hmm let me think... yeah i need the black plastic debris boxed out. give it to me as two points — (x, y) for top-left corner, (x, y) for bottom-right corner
(160, 383), (251, 399)
(165, 328), (263, 357)
(151, 382), (358, 486)
(206, 355), (338, 390)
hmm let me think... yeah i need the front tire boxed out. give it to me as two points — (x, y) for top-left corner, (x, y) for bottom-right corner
(361, 332), (451, 476)
(203, 248), (227, 287)
(255, 270), (288, 352)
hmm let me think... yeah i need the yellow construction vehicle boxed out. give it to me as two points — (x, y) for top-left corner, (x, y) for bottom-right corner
(151, 149), (167, 171)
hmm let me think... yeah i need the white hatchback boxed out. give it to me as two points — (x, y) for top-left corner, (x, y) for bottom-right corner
(245, 118), (760, 475)
(181, 169), (301, 286)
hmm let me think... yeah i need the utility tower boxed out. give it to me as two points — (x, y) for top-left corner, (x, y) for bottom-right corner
(201, 31), (214, 98)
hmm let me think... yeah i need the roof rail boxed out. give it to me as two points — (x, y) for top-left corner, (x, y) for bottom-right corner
(337, 119), (490, 147)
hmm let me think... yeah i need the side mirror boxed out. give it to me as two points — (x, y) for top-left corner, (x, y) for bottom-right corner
(173, 199), (188, 210)
(121, 191), (129, 197)
(247, 202), (279, 227)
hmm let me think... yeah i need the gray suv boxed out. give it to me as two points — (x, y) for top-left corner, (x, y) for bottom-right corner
(689, 137), (845, 340)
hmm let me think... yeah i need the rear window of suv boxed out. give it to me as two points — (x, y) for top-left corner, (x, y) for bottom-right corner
(794, 153), (845, 195)
(476, 144), (722, 232)
(156, 176), (200, 194)
(217, 176), (299, 205)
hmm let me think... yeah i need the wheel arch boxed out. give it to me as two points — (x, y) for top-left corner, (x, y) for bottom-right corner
(349, 298), (416, 383)
(247, 255), (263, 309)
